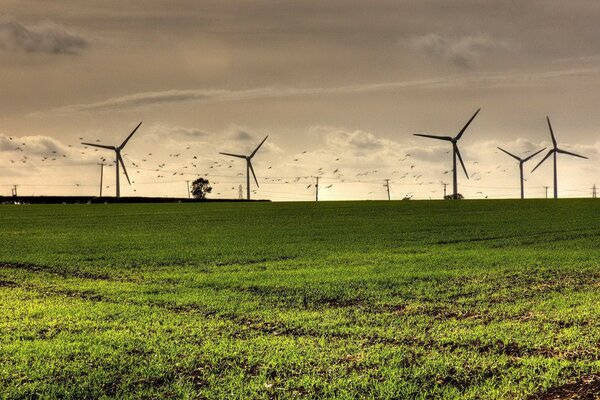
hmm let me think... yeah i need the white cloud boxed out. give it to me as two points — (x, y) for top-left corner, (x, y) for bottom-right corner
(323, 128), (384, 151)
(0, 134), (70, 156)
(41, 65), (600, 114)
(0, 16), (88, 54)
(227, 127), (254, 142)
(146, 124), (209, 140)
(412, 33), (508, 68)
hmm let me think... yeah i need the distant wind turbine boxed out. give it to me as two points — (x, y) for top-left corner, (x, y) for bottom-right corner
(497, 146), (546, 199)
(81, 122), (142, 199)
(220, 136), (268, 200)
(414, 109), (480, 199)
(531, 117), (588, 199)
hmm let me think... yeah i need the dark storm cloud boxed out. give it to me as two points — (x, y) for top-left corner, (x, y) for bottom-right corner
(0, 16), (88, 54)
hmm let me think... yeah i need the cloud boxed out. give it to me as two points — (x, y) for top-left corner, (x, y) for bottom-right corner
(228, 128), (254, 142)
(305, 126), (402, 168)
(320, 127), (384, 151)
(0, 15), (88, 54)
(43, 66), (600, 114)
(412, 33), (508, 68)
(0, 133), (100, 173)
(146, 124), (209, 139)
(139, 124), (280, 163)
(402, 145), (448, 164)
(0, 134), (68, 155)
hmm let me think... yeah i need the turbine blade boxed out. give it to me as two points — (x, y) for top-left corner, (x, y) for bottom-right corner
(413, 134), (453, 141)
(546, 116), (557, 148)
(248, 160), (259, 187)
(531, 149), (554, 173)
(455, 145), (469, 179)
(522, 147), (547, 162)
(454, 108), (481, 141)
(81, 142), (116, 150)
(250, 135), (268, 158)
(118, 153), (131, 184)
(497, 147), (520, 161)
(119, 122), (142, 149)
(556, 148), (588, 159)
(219, 152), (246, 159)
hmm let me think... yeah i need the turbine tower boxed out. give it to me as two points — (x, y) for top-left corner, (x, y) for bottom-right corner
(81, 122), (142, 199)
(220, 136), (268, 200)
(531, 117), (588, 199)
(414, 109), (480, 199)
(497, 147), (546, 199)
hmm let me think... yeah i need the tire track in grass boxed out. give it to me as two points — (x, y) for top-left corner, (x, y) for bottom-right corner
(8, 278), (600, 364)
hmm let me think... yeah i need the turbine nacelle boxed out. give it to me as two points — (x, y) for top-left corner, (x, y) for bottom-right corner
(498, 147), (546, 165)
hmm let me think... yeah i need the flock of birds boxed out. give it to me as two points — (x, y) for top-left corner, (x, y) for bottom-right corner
(3, 136), (543, 200)
(2, 110), (589, 199)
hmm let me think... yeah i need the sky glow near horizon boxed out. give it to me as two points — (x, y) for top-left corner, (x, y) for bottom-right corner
(1, 1), (600, 200)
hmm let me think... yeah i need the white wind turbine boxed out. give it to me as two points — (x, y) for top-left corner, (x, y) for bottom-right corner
(531, 117), (588, 199)
(414, 109), (480, 199)
(497, 146), (546, 199)
(81, 122), (142, 199)
(220, 136), (268, 200)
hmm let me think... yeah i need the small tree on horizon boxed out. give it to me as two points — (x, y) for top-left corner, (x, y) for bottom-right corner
(191, 177), (212, 199)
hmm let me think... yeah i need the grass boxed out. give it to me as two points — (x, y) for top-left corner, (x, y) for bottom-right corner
(1, 199), (599, 399)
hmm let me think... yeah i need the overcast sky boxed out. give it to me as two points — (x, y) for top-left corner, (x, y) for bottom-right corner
(1, 0), (599, 200)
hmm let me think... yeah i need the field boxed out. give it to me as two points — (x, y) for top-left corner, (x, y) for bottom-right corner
(1, 200), (599, 399)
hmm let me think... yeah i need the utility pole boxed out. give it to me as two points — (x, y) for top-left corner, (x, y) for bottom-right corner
(98, 162), (105, 197)
(544, 186), (550, 199)
(315, 176), (319, 202)
(384, 179), (391, 200)
(442, 182), (448, 199)
(185, 180), (191, 199)
(593, 184), (597, 199)
(11, 185), (18, 197)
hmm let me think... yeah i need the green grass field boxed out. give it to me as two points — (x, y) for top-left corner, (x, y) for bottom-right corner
(1, 200), (599, 399)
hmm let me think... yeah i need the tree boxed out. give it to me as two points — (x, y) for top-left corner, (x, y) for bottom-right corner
(444, 193), (464, 200)
(191, 177), (212, 199)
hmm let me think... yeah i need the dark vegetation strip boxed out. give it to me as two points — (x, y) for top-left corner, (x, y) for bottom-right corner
(530, 374), (600, 400)
(0, 262), (127, 282)
(435, 228), (600, 246)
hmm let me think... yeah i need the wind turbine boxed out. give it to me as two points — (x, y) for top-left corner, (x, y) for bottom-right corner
(81, 122), (142, 199)
(220, 136), (268, 200)
(531, 117), (588, 199)
(497, 146), (546, 199)
(414, 109), (480, 199)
